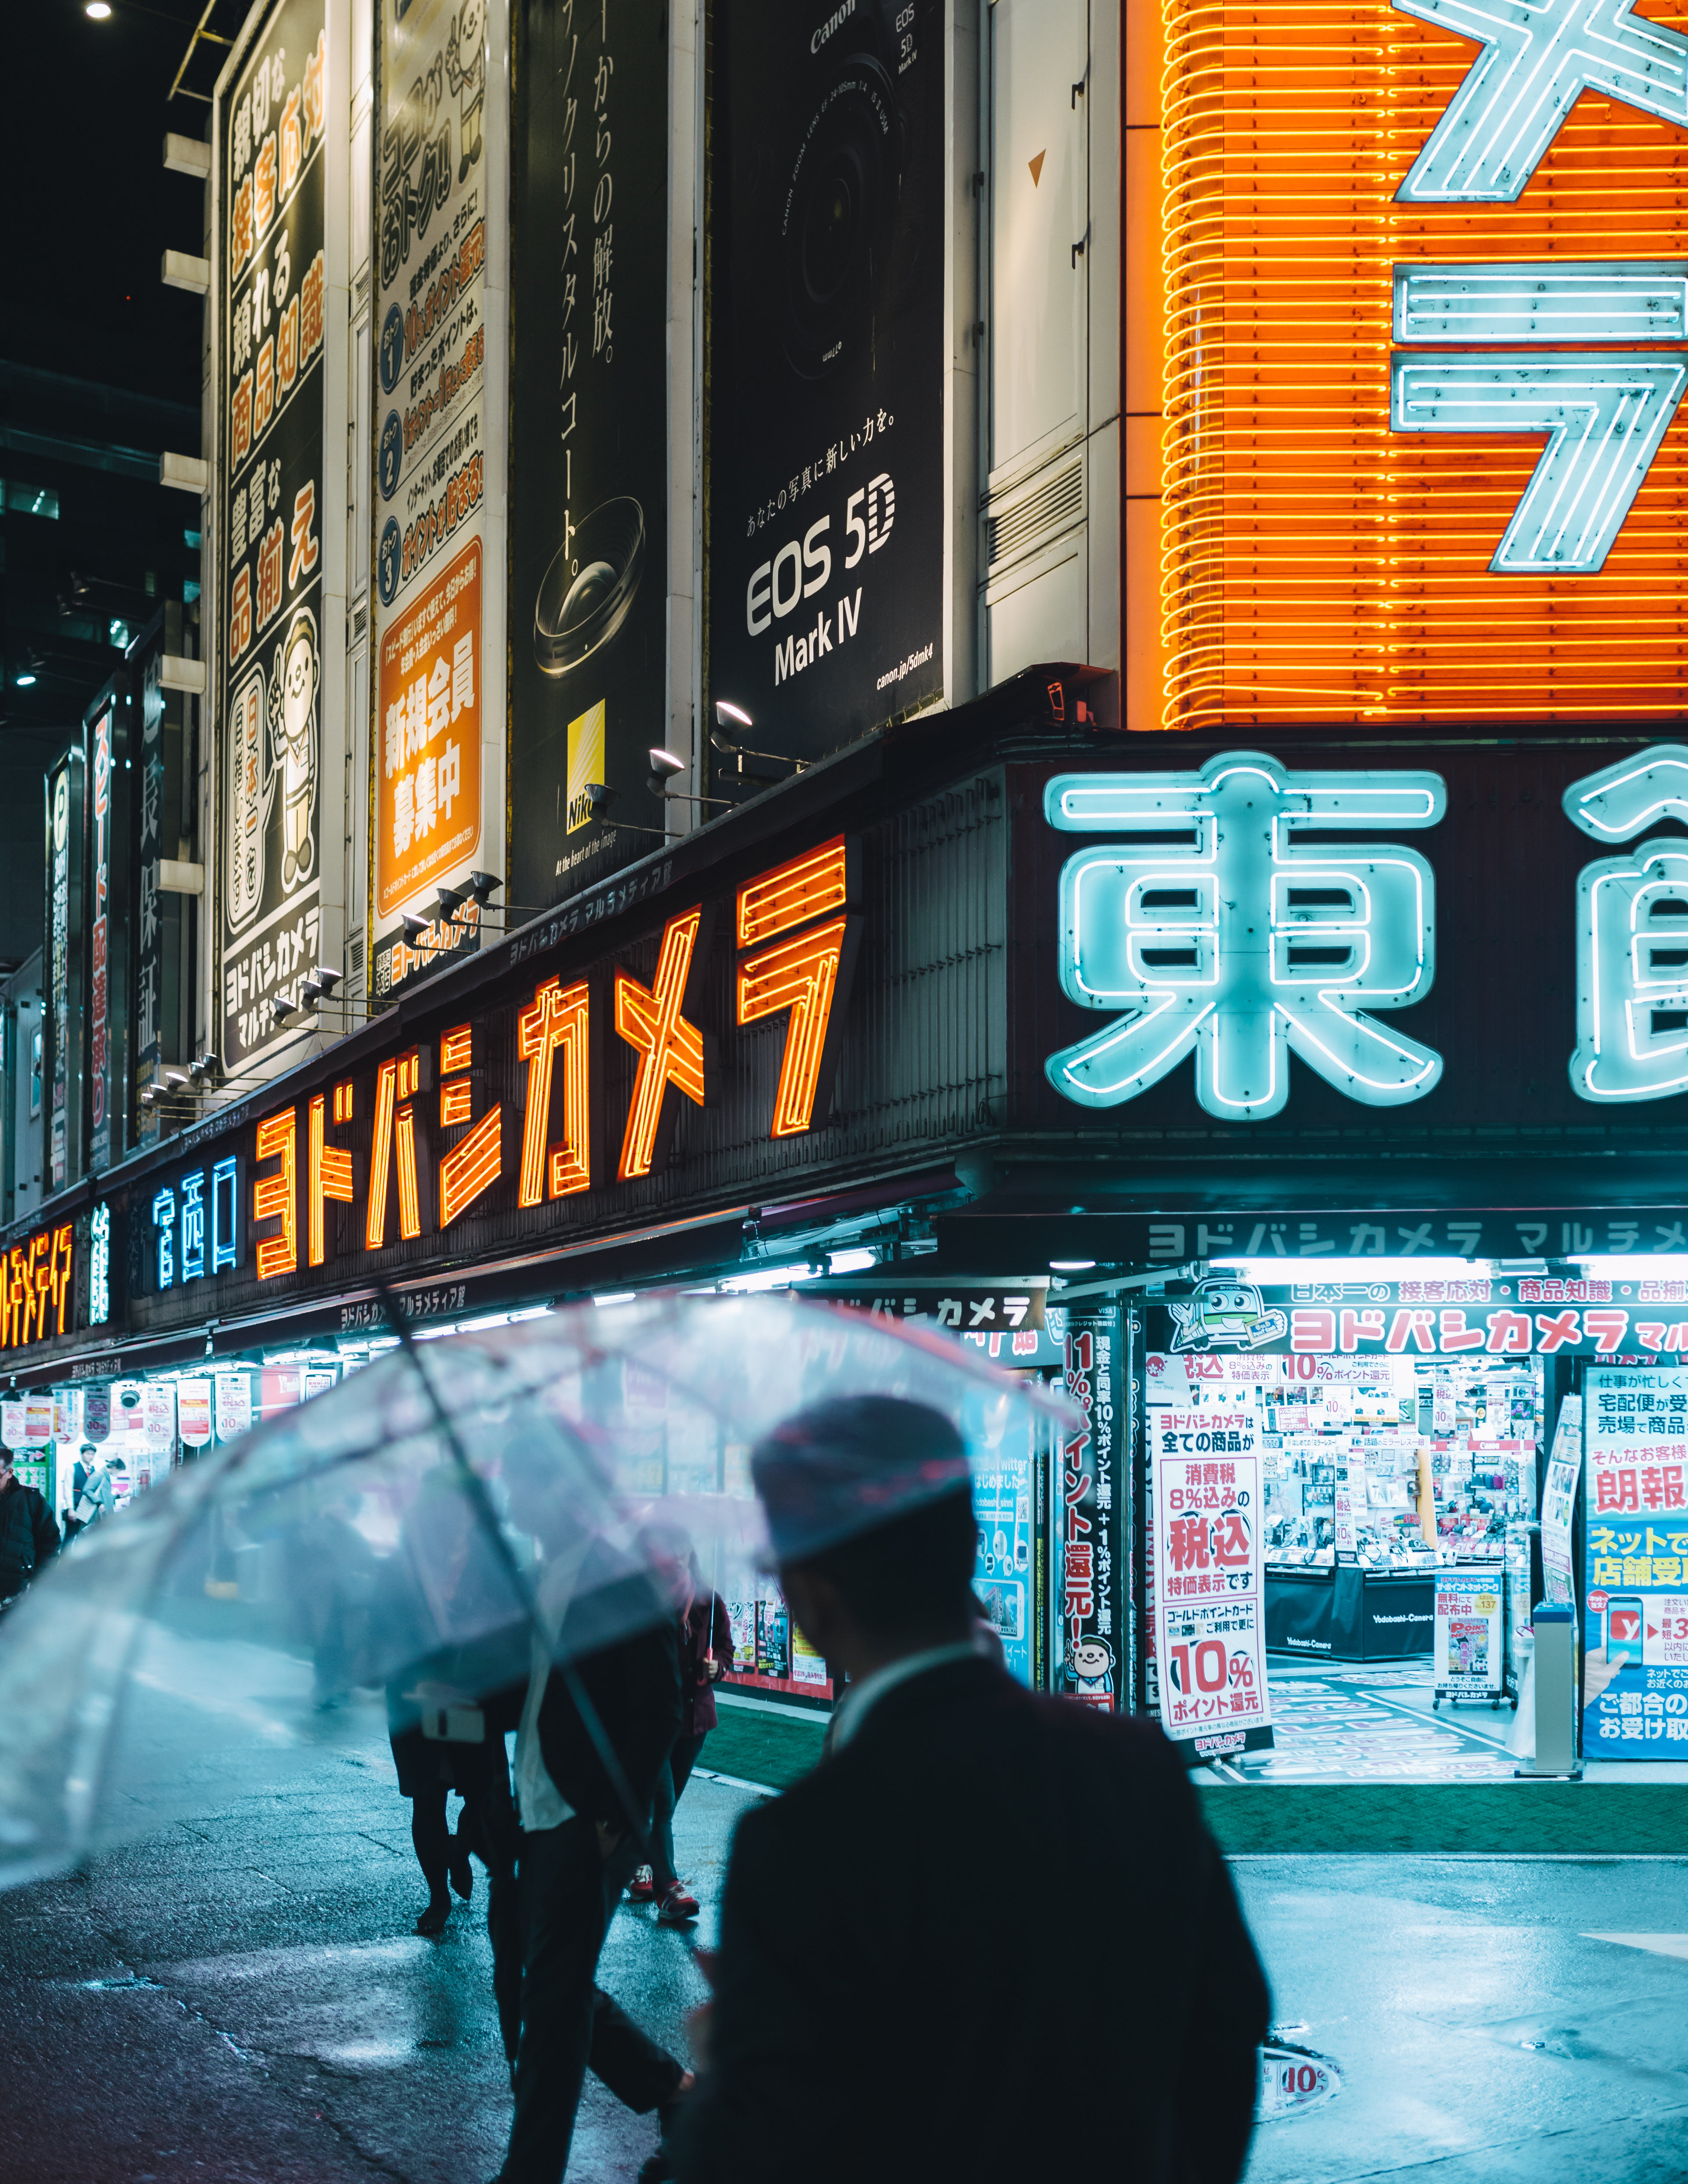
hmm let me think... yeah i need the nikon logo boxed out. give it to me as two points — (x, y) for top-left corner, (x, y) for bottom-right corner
(565, 701), (606, 836)
(811, 0), (855, 53)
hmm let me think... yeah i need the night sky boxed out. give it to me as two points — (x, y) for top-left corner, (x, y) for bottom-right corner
(7, 1), (212, 407)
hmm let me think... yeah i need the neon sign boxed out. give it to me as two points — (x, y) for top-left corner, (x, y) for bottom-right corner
(0, 1225), (74, 1350)
(89, 1203), (110, 1326)
(736, 836), (860, 1138)
(1044, 755), (1446, 1119)
(615, 908), (709, 1180)
(1566, 744), (1688, 1101)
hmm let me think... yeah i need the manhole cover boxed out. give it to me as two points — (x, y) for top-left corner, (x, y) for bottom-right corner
(1258, 2036), (1342, 2121)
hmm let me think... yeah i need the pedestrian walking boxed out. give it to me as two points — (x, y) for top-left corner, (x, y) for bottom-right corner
(490, 1456), (692, 2184)
(64, 1448), (122, 1540)
(0, 1448), (60, 1610)
(672, 1395), (1270, 2183)
(629, 1544), (731, 1926)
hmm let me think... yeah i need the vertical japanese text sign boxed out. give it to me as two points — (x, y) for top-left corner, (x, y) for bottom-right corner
(86, 705), (118, 1172)
(218, 0), (328, 1068)
(1059, 1304), (1128, 1712)
(44, 751), (85, 1192)
(371, 0), (504, 997)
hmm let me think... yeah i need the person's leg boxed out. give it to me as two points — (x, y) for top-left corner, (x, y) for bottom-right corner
(648, 1743), (680, 1891)
(411, 1785), (452, 1934)
(499, 1817), (607, 2184)
(587, 1987), (686, 2112)
(472, 1756), (524, 2068)
(654, 1737), (706, 1920)
(669, 1732), (705, 1809)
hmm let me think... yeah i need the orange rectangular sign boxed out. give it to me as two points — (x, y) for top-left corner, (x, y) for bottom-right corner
(376, 538), (482, 916)
(1140, 0), (1688, 728)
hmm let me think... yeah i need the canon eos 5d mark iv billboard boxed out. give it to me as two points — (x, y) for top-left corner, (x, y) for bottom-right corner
(709, 0), (945, 761)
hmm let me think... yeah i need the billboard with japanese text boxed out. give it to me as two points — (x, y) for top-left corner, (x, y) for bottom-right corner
(371, 0), (504, 999)
(708, 0), (945, 759)
(217, 0), (328, 1069)
(84, 698), (128, 1174)
(1138, 0), (1688, 728)
(1055, 1307), (1128, 1712)
(507, 0), (668, 914)
(44, 752), (84, 1193)
(1582, 1364), (1688, 1760)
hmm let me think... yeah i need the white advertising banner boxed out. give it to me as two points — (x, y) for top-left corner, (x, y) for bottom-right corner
(22, 1395), (55, 1446)
(177, 1379), (214, 1447)
(0, 1401), (24, 1451)
(215, 1373), (254, 1443)
(142, 1383), (177, 1448)
(1150, 1379), (1274, 1761)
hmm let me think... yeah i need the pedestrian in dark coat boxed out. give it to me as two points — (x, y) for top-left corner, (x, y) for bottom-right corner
(673, 1396), (1270, 2184)
(0, 1450), (61, 1607)
(633, 1553), (732, 1925)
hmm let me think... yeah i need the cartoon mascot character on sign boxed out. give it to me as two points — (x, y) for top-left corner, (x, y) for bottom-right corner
(268, 605), (319, 892)
(447, 0), (486, 184)
(1068, 1637), (1114, 1711)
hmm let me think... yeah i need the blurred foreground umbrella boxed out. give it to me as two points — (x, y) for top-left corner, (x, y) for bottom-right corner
(0, 1294), (1072, 1888)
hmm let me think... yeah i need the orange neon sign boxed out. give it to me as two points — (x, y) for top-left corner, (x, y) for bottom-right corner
(367, 1050), (431, 1246)
(1134, 0), (1688, 728)
(253, 1107), (298, 1279)
(0, 1225), (73, 1348)
(307, 1086), (355, 1268)
(736, 835), (851, 947)
(615, 908), (709, 1180)
(735, 838), (859, 1136)
(517, 978), (593, 1203)
(437, 1024), (505, 1228)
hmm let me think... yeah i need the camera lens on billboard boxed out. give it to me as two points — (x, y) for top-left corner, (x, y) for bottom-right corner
(532, 497), (647, 678)
(781, 58), (899, 380)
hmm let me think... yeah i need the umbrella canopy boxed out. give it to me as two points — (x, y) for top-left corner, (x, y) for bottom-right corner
(0, 1294), (1073, 1888)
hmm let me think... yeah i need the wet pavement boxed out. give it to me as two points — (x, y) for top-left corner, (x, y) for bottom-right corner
(1, 1694), (1684, 2181)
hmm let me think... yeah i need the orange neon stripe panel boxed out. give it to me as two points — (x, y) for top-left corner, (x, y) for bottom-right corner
(1157, 0), (1688, 725)
(254, 1108), (297, 1279)
(518, 977), (592, 1203)
(737, 917), (849, 1136)
(615, 908), (706, 1180)
(365, 1058), (397, 1248)
(439, 1077), (474, 1127)
(736, 836), (849, 948)
(308, 1091), (355, 1268)
(440, 1024), (473, 1074)
(439, 1103), (503, 1227)
(395, 1103), (423, 1239)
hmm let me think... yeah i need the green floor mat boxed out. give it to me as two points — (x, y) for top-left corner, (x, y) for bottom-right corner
(699, 1706), (826, 1792)
(1197, 1781), (1688, 1855)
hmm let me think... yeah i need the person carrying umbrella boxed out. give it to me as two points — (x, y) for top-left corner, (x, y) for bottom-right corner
(671, 1395), (1271, 2183)
(0, 1448), (60, 1610)
(628, 1533), (731, 1926)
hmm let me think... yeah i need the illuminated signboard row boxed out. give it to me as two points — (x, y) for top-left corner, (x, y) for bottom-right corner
(1047, 746), (1688, 1116)
(146, 837), (860, 1290)
(0, 1226), (76, 1354)
(1152, 0), (1688, 727)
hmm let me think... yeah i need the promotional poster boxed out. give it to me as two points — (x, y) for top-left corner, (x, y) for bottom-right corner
(709, 0), (945, 763)
(1432, 1570), (1503, 1697)
(218, 0), (329, 1069)
(507, 0), (668, 914)
(1541, 1394), (1580, 1608)
(1582, 1364), (1688, 1759)
(1054, 1308), (1129, 1713)
(1148, 1370), (1274, 1760)
(371, 0), (502, 997)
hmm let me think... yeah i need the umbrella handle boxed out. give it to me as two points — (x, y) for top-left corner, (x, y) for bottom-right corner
(374, 1284), (659, 1867)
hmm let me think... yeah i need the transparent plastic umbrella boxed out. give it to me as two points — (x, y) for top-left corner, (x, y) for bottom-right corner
(0, 1293), (1073, 1889)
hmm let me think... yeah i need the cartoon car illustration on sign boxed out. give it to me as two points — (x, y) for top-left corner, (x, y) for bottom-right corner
(1168, 1277), (1289, 1353)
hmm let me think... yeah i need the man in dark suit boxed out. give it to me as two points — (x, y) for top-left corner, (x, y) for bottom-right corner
(673, 1396), (1270, 2183)
(491, 1517), (688, 2184)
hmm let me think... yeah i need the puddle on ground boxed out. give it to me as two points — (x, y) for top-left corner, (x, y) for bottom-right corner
(1258, 2034), (1342, 2121)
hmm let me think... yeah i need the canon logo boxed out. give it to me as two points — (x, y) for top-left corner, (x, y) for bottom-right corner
(811, 0), (855, 53)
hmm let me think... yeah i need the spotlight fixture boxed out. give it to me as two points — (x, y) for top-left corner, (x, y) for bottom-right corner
(434, 884), (466, 921)
(400, 912), (431, 943)
(86, 2), (113, 18)
(297, 975), (323, 1005)
(709, 698), (807, 772)
(715, 700), (753, 731)
(583, 781), (618, 819)
(269, 995), (292, 1028)
(139, 1086), (157, 1105)
(164, 1070), (190, 1089)
(465, 870), (502, 905)
(311, 966), (341, 994)
(647, 747), (687, 797)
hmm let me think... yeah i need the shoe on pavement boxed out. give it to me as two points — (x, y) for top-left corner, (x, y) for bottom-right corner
(627, 1864), (656, 1902)
(656, 1882), (699, 1925)
(415, 1894), (451, 1937)
(449, 1840), (474, 1901)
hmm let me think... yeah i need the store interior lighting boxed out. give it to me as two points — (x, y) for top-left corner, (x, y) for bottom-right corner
(1208, 1257), (1496, 1284)
(826, 1246), (880, 1275)
(717, 1262), (822, 1293)
(592, 1291), (637, 1308)
(1050, 1258), (1097, 1272)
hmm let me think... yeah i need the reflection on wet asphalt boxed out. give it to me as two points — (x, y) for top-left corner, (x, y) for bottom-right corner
(1, 1694), (1684, 2180)
(0, 1697), (738, 2183)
